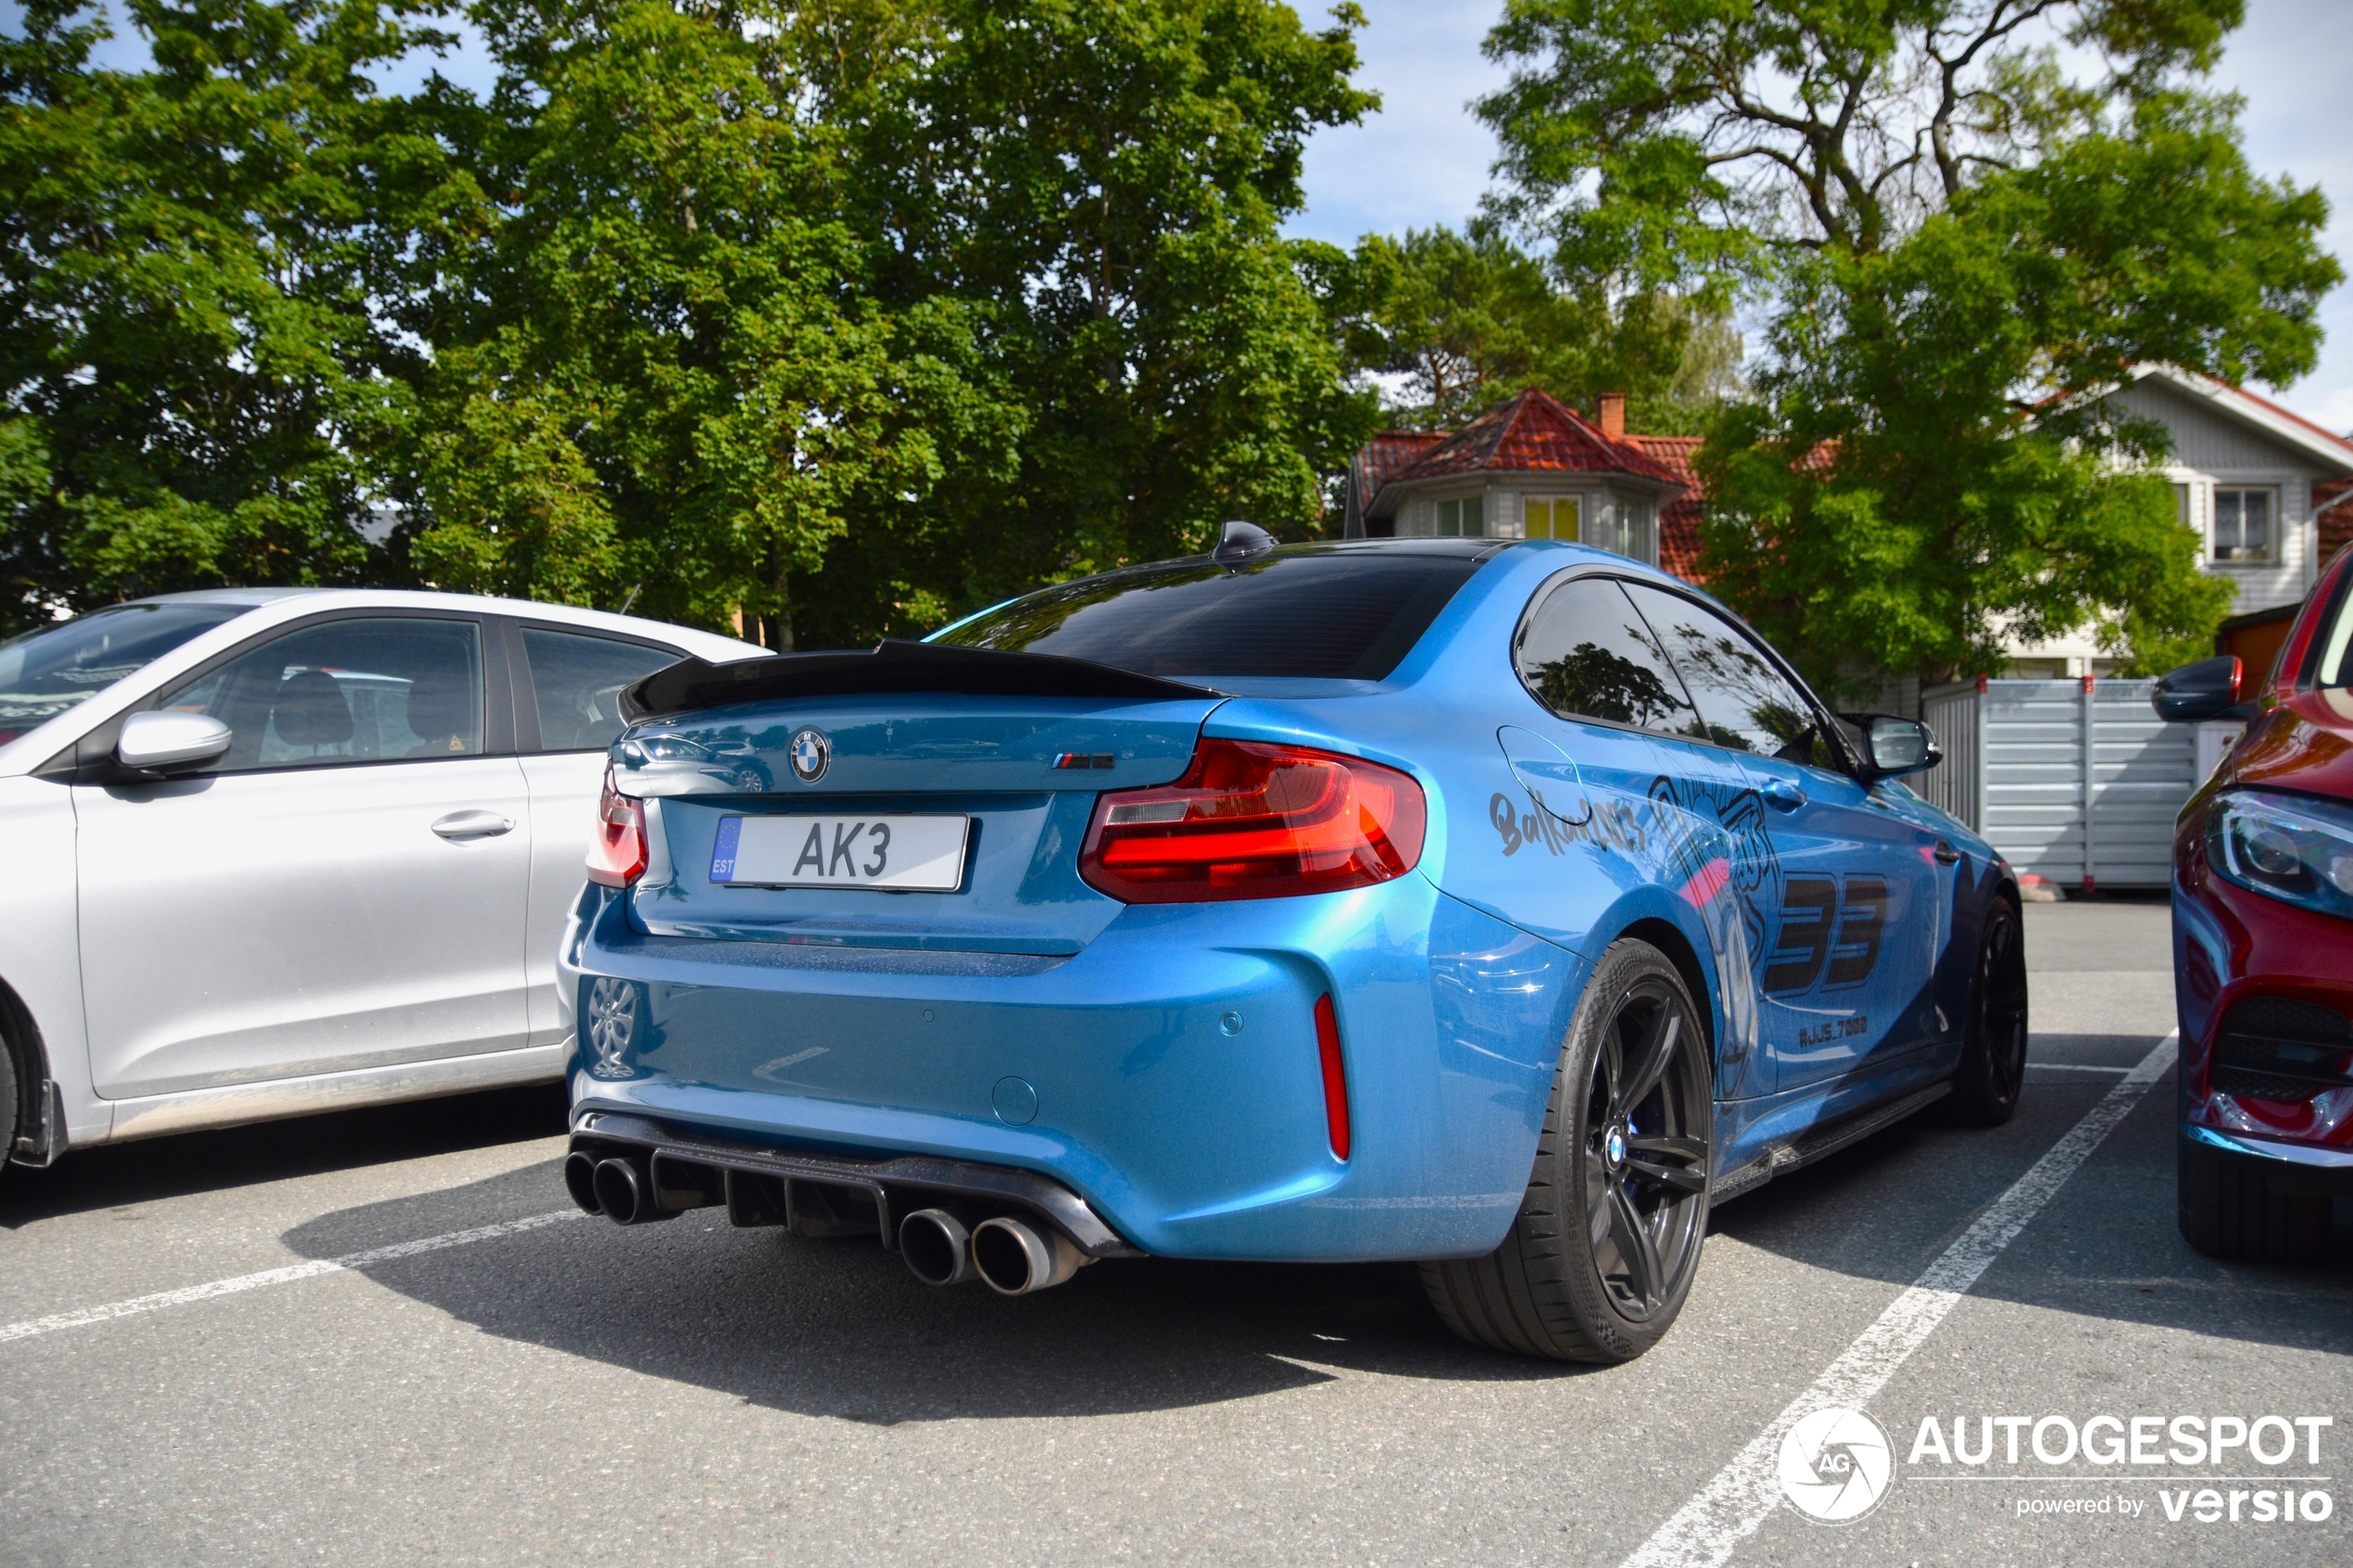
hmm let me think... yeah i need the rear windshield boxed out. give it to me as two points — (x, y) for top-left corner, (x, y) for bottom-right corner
(932, 546), (1485, 680)
(0, 600), (246, 746)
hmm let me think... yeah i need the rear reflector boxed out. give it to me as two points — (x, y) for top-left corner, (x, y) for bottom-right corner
(1315, 993), (1350, 1161)
(586, 771), (648, 887)
(1077, 738), (1425, 903)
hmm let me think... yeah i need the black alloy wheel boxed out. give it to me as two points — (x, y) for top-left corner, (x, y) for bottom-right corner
(1421, 938), (1713, 1362)
(1581, 975), (1711, 1323)
(1944, 895), (2029, 1126)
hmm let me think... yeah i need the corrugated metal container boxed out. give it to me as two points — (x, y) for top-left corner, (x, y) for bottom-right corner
(1912, 678), (2199, 889)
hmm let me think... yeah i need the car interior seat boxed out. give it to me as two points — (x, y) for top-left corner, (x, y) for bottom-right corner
(270, 669), (355, 757)
(401, 651), (478, 757)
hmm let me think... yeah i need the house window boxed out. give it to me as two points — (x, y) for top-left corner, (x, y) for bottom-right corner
(1438, 496), (1484, 537)
(1585, 497), (1657, 566)
(2213, 487), (2277, 563)
(1524, 495), (1582, 540)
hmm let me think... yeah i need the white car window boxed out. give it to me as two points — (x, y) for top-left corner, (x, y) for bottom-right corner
(520, 627), (678, 752)
(165, 617), (484, 771)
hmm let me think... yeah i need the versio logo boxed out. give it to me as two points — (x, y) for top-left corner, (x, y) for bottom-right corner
(1779, 1408), (1894, 1524)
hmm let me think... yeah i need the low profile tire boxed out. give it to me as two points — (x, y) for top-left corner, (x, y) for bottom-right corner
(1420, 937), (1713, 1363)
(0, 1027), (16, 1185)
(1943, 894), (2028, 1127)
(2178, 1134), (2331, 1264)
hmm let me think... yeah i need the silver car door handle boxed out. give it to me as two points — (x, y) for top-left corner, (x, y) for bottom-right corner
(1762, 778), (1806, 811)
(431, 809), (516, 841)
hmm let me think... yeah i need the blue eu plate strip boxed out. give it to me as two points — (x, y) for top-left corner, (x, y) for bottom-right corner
(710, 815), (742, 882)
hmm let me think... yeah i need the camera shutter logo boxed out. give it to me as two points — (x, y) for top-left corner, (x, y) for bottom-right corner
(1778, 1407), (1894, 1524)
(789, 728), (830, 784)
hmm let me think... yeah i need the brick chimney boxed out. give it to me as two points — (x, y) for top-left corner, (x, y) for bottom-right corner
(1596, 392), (1626, 440)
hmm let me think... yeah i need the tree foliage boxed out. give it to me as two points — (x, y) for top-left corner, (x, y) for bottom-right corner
(1, 0), (1377, 644)
(1481, 0), (2339, 688)
(1335, 220), (1743, 432)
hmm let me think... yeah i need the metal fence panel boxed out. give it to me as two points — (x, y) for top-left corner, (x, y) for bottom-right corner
(1902, 678), (2197, 888)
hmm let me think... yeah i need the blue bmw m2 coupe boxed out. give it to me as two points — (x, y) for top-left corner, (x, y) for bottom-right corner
(557, 527), (2028, 1362)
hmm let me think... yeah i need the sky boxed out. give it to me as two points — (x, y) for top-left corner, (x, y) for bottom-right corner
(1281, 0), (2353, 434)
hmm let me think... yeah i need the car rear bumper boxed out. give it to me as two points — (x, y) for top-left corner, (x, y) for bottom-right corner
(566, 878), (1591, 1261)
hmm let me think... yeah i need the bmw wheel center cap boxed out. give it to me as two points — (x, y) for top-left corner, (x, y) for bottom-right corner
(789, 728), (830, 784)
(1604, 1125), (1628, 1171)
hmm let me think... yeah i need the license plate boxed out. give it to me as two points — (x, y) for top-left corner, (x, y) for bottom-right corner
(710, 814), (970, 892)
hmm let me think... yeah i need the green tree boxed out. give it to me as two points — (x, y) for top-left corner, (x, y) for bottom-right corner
(1479, 0), (2338, 688)
(809, 0), (1381, 618)
(1338, 220), (1742, 432)
(0, 0), (434, 634)
(379, 0), (1022, 648)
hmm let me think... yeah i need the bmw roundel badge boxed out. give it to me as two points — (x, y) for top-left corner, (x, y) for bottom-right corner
(788, 728), (830, 784)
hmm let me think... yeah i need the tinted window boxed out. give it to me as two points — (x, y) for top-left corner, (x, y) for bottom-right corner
(1516, 576), (1699, 734)
(165, 618), (484, 771)
(0, 601), (245, 746)
(933, 547), (1482, 680)
(522, 627), (678, 752)
(1623, 583), (1832, 764)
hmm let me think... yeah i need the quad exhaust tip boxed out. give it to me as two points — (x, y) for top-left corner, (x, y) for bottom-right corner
(971, 1215), (1088, 1297)
(899, 1209), (977, 1286)
(590, 1156), (675, 1226)
(563, 1150), (603, 1215)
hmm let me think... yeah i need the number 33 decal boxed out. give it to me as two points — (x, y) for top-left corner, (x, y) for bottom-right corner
(1763, 874), (1887, 996)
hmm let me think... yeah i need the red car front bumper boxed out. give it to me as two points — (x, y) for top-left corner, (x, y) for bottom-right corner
(2173, 822), (2353, 1193)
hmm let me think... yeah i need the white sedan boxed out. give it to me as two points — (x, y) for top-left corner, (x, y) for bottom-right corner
(0, 589), (765, 1174)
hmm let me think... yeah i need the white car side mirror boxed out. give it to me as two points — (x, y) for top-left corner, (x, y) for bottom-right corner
(116, 709), (233, 775)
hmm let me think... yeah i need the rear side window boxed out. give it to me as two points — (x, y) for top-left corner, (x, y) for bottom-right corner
(1516, 576), (1700, 734)
(520, 627), (679, 751)
(933, 547), (1483, 680)
(1621, 583), (1832, 764)
(164, 617), (484, 771)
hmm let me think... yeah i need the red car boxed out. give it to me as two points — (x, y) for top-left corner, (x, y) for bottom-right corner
(2160, 546), (2353, 1262)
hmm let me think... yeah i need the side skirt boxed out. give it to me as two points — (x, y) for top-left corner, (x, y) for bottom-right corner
(1711, 1082), (1952, 1204)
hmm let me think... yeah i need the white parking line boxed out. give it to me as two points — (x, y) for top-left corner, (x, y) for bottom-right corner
(1620, 1032), (2178, 1568)
(0, 1210), (584, 1347)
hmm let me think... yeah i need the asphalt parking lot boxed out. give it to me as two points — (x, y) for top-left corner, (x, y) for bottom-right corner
(3, 895), (2347, 1567)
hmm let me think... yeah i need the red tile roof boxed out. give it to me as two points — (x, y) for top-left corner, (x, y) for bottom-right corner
(1386, 389), (1689, 492)
(1349, 430), (1446, 516)
(1628, 435), (1705, 582)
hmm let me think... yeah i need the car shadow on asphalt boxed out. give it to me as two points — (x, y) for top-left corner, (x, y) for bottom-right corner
(1707, 1049), (2353, 1360)
(278, 1157), (1604, 1425)
(0, 1084), (570, 1228)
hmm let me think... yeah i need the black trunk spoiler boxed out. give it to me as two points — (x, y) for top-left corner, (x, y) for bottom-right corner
(621, 639), (1221, 722)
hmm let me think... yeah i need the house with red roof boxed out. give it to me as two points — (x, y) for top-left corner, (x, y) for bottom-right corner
(1341, 389), (1707, 577)
(1345, 368), (2353, 680)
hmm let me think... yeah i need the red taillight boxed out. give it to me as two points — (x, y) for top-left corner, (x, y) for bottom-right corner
(1314, 992), (1351, 1161)
(1077, 739), (1426, 903)
(586, 771), (647, 887)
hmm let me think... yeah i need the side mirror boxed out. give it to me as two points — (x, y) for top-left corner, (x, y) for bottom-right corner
(1840, 713), (1942, 779)
(116, 709), (232, 775)
(2153, 655), (2247, 723)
